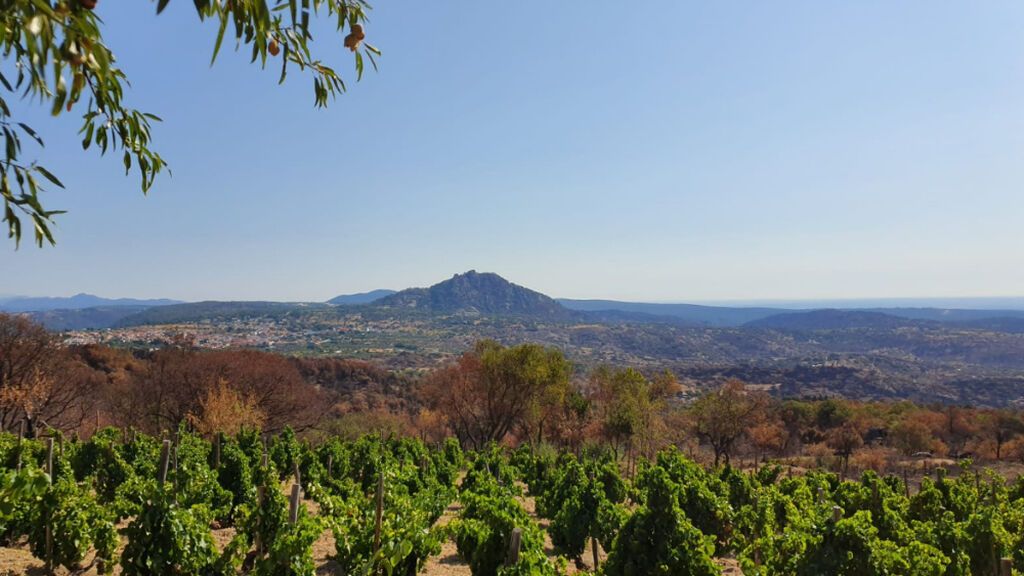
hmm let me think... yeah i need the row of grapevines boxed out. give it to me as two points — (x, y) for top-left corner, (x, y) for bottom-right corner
(518, 448), (627, 558)
(308, 435), (461, 575)
(0, 428), (463, 575)
(452, 446), (562, 575)
(519, 445), (1024, 576)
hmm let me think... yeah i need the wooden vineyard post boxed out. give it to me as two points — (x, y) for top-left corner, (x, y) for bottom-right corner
(505, 527), (522, 566)
(1000, 558), (1013, 576)
(213, 433), (221, 470)
(255, 486), (265, 554)
(817, 486), (824, 504)
(373, 471), (385, 553)
(158, 439), (171, 486)
(172, 428), (179, 477)
(46, 438), (54, 481)
(585, 468), (599, 570)
(172, 443), (179, 496)
(625, 445), (632, 480)
(289, 483), (301, 524)
(327, 455), (333, 478)
(752, 494), (762, 567)
(16, 420), (23, 472)
(45, 522), (53, 574)
(832, 506), (842, 523)
(293, 460), (302, 487)
(45, 437), (54, 574)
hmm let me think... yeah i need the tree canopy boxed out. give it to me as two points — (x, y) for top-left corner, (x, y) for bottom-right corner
(421, 340), (572, 449)
(689, 378), (769, 466)
(1, 0), (378, 247)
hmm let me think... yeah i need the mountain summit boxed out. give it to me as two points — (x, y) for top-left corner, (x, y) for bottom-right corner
(372, 271), (569, 317)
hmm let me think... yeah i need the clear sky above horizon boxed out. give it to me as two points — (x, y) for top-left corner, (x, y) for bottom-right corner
(2, 1), (1023, 302)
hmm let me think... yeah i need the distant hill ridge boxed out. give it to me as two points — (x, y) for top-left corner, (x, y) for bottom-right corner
(0, 293), (180, 313)
(116, 301), (331, 326)
(745, 309), (934, 330)
(27, 306), (154, 331)
(9, 274), (1024, 332)
(558, 298), (787, 327)
(328, 289), (397, 305)
(371, 271), (570, 317)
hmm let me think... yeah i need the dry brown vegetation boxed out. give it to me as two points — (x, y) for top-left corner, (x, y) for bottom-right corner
(3, 313), (1024, 481)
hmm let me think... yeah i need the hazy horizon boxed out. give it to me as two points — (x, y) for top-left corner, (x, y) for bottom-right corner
(3, 278), (1024, 311)
(2, 2), (1023, 302)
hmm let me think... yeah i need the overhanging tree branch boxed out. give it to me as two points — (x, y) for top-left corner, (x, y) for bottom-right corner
(2, 0), (379, 248)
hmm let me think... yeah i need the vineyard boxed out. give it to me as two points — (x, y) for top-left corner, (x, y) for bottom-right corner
(0, 428), (1023, 575)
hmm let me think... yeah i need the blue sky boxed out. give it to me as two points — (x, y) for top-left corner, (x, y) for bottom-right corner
(2, 1), (1023, 302)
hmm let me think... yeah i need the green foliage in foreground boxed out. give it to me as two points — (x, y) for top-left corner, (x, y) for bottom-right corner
(313, 435), (455, 576)
(0, 428), (463, 575)
(512, 442), (1024, 576)
(254, 509), (321, 576)
(3, 426), (1024, 576)
(120, 484), (245, 576)
(453, 464), (557, 576)
(29, 476), (118, 573)
(603, 467), (719, 576)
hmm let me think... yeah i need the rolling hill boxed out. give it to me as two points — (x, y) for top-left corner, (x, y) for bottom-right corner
(27, 306), (154, 330)
(744, 309), (935, 331)
(328, 289), (396, 305)
(30, 271), (1024, 406)
(557, 299), (788, 327)
(0, 293), (180, 313)
(371, 270), (572, 318)
(116, 301), (331, 326)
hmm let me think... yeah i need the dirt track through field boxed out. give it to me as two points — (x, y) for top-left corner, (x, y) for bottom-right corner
(419, 499), (470, 576)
